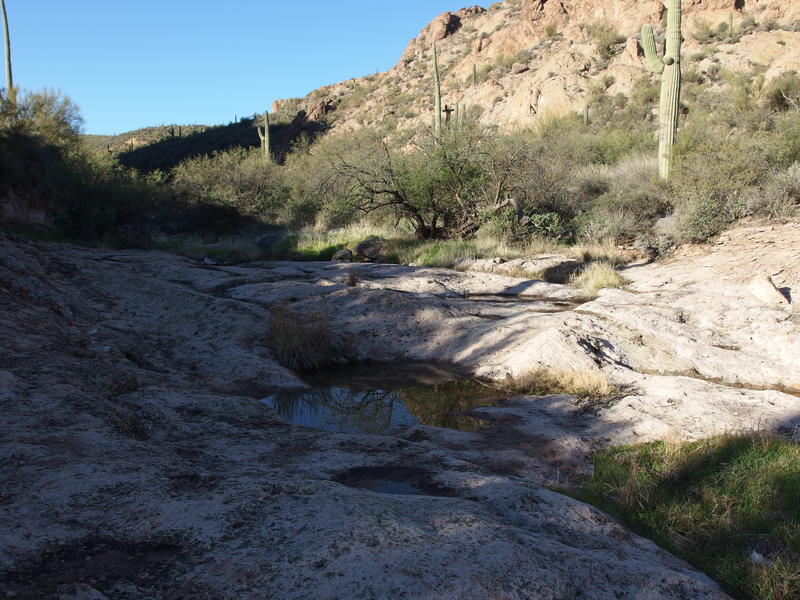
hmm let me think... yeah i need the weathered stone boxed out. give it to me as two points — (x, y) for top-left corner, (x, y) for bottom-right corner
(257, 228), (287, 249)
(2, 221), (800, 599)
(331, 248), (353, 262)
(748, 273), (790, 305)
(355, 236), (387, 260)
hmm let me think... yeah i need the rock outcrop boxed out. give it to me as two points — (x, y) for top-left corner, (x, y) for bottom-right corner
(277, 0), (800, 135)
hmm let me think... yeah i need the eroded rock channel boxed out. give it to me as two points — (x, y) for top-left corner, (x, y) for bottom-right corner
(1, 223), (798, 599)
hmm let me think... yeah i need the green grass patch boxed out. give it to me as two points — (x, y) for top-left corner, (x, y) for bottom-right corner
(572, 434), (800, 600)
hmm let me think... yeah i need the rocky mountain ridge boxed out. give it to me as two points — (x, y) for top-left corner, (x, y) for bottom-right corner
(273, 0), (800, 134)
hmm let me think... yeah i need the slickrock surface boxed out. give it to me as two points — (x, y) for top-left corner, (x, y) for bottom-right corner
(2, 221), (798, 598)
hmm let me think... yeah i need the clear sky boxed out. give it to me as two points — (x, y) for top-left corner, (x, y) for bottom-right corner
(7, 1), (487, 135)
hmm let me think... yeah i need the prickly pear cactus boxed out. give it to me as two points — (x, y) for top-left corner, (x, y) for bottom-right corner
(642, 0), (682, 181)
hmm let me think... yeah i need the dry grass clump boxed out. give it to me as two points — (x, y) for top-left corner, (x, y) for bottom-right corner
(501, 368), (625, 408)
(569, 262), (629, 298)
(267, 305), (334, 371)
(342, 269), (360, 286)
(569, 242), (631, 267)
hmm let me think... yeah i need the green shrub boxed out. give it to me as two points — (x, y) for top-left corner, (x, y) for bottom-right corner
(1, 90), (167, 244)
(763, 71), (800, 111)
(584, 22), (626, 60)
(171, 147), (289, 229)
(573, 157), (666, 241)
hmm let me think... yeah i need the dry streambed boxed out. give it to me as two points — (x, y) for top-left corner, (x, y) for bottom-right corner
(1, 223), (798, 599)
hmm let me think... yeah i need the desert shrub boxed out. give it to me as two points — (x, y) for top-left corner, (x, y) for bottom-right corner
(762, 71), (800, 111)
(744, 163), (800, 219)
(671, 116), (777, 241)
(691, 19), (716, 43)
(311, 113), (562, 240)
(1, 88), (83, 150)
(774, 110), (800, 165)
(56, 151), (168, 242)
(584, 22), (626, 61)
(572, 157), (666, 240)
(1, 90), (167, 243)
(171, 148), (288, 224)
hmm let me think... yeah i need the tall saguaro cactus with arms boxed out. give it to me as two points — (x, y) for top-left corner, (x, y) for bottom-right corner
(642, 0), (682, 181)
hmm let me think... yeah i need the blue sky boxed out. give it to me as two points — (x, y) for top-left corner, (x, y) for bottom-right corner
(8, 1), (487, 134)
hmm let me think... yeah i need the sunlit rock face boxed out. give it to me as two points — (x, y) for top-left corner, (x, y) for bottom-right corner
(275, 0), (800, 136)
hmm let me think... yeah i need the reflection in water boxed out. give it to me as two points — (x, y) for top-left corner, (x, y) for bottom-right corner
(263, 378), (505, 434)
(399, 380), (506, 431)
(264, 388), (416, 434)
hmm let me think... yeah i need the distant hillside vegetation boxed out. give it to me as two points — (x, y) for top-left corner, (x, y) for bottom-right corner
(83, 114), (328, 173)
(83, 124), (210, 153)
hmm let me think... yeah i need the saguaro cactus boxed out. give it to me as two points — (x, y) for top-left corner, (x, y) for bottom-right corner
(257, 111), (271, 164)
(1, 0), (12, 102)
(642, 0), (682, 181)
(433, 42), (442, 140)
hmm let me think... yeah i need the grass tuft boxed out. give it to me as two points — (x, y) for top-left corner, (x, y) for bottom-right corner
(267, 305), (335, 371)
(500, 368), (626, 409)
(569, 262), (628, 298)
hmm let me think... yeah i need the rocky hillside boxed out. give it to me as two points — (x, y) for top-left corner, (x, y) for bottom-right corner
(273, 0), (800, 133)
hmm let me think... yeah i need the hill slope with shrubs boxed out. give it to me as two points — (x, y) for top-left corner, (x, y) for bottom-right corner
(2, 0), (799, 254)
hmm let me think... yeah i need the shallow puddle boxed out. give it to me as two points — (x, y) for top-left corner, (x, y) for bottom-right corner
(262, 362), (506, 434)
(349, 479), (426, 495)
(461, 294), (583, 312)
(334, 466), (454, 497)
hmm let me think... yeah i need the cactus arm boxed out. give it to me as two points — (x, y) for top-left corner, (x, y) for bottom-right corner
(663, 0), (682, 65)
(641, 25), (664, 74)
(433, 42), (442, 139)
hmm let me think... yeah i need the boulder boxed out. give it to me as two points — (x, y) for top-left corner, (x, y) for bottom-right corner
(428, 11), (463, 43)
(306, 99), (338, 122)
(257, 228), (288, 250)
(355, 236), (387, 261)
(748, 274), (790, 305)
(331, 248), (354, 262)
